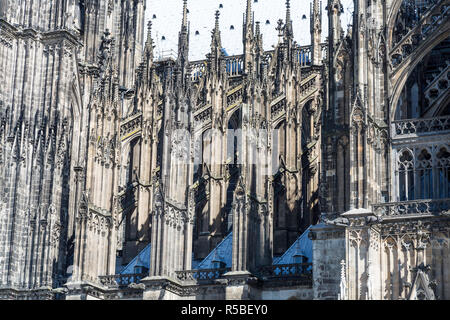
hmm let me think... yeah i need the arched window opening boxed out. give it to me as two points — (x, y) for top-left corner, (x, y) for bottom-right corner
(398, 150), (414, 201)
(272, 120), (288, 255)
(126, 138), (141, 187)
(417, 149), (433, 199)
(437, 147), (450, 199)
(191, 128), (212, 260)
(301, 103), (313, 220)
(225, 109), (242, 231)
(120, 138), (142, 265)
(301, 105), (312, 149)
(273, 120), (286, 173)
(391, 32), (450, 203)
(396, 146), (450, 201)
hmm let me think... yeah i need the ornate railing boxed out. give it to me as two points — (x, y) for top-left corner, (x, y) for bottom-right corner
(175, 268), (231, 283)
(257, 263), (312, 279)
(295, 46), (312, 67)
(299, 74), (318, 97)
(120, 111), (142, 139)
(226, 84), (243, 109)
(188, 43), (327, 82)
(392, 116), (450, 137)
(372, 198), (450, 217)
(98, 273), (148, 288)
(270, 94), (286, 120)
(190, 61), (206, 82)
(193, 105), (212, 124)
(225, 56), (244, 77)
(294, 43), (327, 67)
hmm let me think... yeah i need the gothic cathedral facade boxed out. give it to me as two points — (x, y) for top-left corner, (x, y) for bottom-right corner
(0, 0), (448, 300)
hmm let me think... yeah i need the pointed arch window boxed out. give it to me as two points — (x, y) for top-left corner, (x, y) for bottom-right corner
(301, 103), (312, 148)
(396, 145), (450, 201)
(437, 147), (450, 199)
(417, 149), (433, 199)
(398, 150), (414, 201)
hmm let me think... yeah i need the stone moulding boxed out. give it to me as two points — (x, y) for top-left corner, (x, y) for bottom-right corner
(0, 288), (56, 300)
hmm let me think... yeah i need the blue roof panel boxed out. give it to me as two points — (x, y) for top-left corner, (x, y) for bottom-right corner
(196, 232), (233, 269)
(273, 226), (312, 265)
(119, 243), (151, 274)
(119, 225), (312, 273)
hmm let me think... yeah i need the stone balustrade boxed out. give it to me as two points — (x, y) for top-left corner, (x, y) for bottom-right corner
(98, 273), (148, 288)
(120, 111), (142, 139)
(299, 74), (318, 97)
(256, 263), (313, 280)
(190, 61), (206, 82)
(188, 43), (326, 82)
(175, 268), (231, 283)
(372, 198), (450, 217)
(391, 115), (450, 137)
(225, 56), (244, 77)
(296, 46), (312, 67)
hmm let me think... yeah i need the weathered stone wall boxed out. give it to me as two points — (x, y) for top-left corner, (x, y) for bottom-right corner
(260, 287), (313, 300)
(310, 224), (345, 300)
(0, 17), (81, 290)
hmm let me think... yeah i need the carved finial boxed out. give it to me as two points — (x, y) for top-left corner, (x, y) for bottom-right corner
(276, 19), (284, 37)
(284, 0), (293, 39)
(235, 175), (246, 198)
(311, 0), (322, 30)
(211, 9), (222, 51)
(98, 29), (113, 71)
(246, 0), (252, 25)
(178, 0), (189, 61)
(147, 21), (152, 35)
(339, 259), (347, 300)
(286, 0), (291, 22)
(182, 0), (188, 29)
(314, 0), (320, 12)
(145, 21), (153, 49)
(215, 10), (220, 31)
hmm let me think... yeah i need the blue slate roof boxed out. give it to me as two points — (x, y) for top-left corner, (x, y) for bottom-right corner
(119, 225), (313, 273)
(273, 226), (312, 265)
(195, 226), (313, 270)
(119, 243), (151, 274)
(196, 232), (233, 269)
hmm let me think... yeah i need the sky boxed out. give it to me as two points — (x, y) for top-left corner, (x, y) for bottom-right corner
(145, 0), (354, 61)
